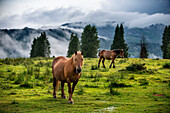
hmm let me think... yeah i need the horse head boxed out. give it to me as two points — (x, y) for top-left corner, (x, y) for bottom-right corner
(72, 51), (84, 73)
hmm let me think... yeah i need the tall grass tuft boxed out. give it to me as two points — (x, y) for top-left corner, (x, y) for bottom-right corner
(126, 63), (146, 71)
(91, 65), (98, 70)
(20, 81), (33, 88)
(138, 78), (149, 86)
(27, 66), (34, 75)
(110, 82), (120, 95)
(8, 72), (16, 81)
(14, 73), (25, 84)
(163, 63), (170, 69)
(34, 66), (40, 79)
(77, 85), (84, 95)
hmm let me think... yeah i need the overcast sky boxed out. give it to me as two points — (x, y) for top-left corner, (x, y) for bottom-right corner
(0, 0), (170, 29)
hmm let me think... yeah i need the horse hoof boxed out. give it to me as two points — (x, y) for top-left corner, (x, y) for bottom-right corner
(68, 101), (74, 104)
(62, 96), (67, 99)
(113, 66), (115, 68)
(53, 95), (57, 98)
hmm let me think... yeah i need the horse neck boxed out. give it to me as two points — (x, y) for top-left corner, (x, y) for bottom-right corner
(112, 51), (119, 58)
(68, 57), (76, 69)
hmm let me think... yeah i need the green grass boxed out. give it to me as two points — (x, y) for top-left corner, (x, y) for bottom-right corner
(0, 58), (170, 112)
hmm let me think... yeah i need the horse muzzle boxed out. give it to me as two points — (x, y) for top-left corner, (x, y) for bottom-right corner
(76, 68), (82, 73)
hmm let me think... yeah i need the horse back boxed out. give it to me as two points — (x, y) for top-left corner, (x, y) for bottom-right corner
(52, 56), (68, 81)
(102, 50), (114, 60)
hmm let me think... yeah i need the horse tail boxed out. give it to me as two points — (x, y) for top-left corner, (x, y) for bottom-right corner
(56, 80), (60, 91)
(98, 51), (101, 57)
(53, 76), (60, 91)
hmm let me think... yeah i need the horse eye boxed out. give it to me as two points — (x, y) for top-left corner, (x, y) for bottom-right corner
(75, 59), (77, 61)
(82, 59), (83, 61)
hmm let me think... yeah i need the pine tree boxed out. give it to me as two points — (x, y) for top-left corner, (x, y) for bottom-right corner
(81, 25), (100, 58)
(119, 23), (129, 57)
(140, 36), (148, 58)
(111, 24), (129, 57)
(30, 32), (51, 58)
(161, 25), (170, 59)
(111, 24), (120, 50)
(67, 33), (80, 57)
(30, 38), (37, 57)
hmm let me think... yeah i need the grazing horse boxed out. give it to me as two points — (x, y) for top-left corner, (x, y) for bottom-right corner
(98, 49), (124, 68)
(52, 51), (83, 104)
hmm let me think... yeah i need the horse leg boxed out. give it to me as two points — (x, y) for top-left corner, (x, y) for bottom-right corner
(53, 77), (58, 98)
(70, 80), (78, 104)
(67, 79), (73, 104)
(102, 58), (106, 68)
(98, 57), (102, 68)
(109, 61), (113, 68)
(112, 58), (116, 68)
(61, 81), (66, 99)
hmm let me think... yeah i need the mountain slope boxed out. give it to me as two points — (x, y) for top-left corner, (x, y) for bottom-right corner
(0, 22), (165, 58)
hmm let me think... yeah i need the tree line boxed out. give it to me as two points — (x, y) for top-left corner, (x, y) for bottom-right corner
(30, 24), (169, 59)
(67, 24), (128, 58)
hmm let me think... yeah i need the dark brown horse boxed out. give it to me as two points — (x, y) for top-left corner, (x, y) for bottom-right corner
(52, 51), (83, 104)
(98, 49), (124, 68)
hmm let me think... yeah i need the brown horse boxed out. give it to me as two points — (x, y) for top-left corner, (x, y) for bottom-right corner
(98, 49), (124, 68)
(52, 51), (83, 104)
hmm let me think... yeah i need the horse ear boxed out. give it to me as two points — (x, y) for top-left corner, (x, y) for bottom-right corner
(75, 51), (77, 55)
(81, 50), (84, 55)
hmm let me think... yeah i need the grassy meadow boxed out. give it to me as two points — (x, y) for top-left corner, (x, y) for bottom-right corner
(0, 57), (170, 112)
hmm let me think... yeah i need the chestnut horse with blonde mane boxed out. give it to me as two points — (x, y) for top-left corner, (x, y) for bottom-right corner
(52, 51), (83, 104)
(98, 49), (124, 68)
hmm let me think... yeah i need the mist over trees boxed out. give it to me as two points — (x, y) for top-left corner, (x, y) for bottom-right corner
(161, 25), (170, 59)
(111, 24), (129, 57)
(67, 33), (79, 57)
(81, 25), (100, 58)
(30, 32), (51, 58)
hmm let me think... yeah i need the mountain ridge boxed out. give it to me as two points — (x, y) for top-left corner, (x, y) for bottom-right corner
(0, 22), (165, 58)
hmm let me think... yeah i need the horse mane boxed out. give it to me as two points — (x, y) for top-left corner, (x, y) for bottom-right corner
(113, 49), (123, 55)
(71, 51), (82, 58)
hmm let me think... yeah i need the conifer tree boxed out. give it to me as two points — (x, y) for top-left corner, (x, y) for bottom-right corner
(140, 36), (148, 58)
(111, 24), (129, 57)
(161, 25), (170, 59)
(111, 24), (120, 50)
(81, 25), (100, 58)
(30, 32), (51, 57)
(30, 38), (37, 57)
(67, 33), (80, 57)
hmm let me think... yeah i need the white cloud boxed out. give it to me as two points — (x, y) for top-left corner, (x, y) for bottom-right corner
(82, 11), (170, 28)
(128, 13), (170, 28)
(0, 0), (170, 29)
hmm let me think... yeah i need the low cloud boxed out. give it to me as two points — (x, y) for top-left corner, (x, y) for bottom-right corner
(0, 30), (70, 58)
(0, 33), (29, 58)
(0, 7), (169, 29)
(48, 36), (69, 57)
